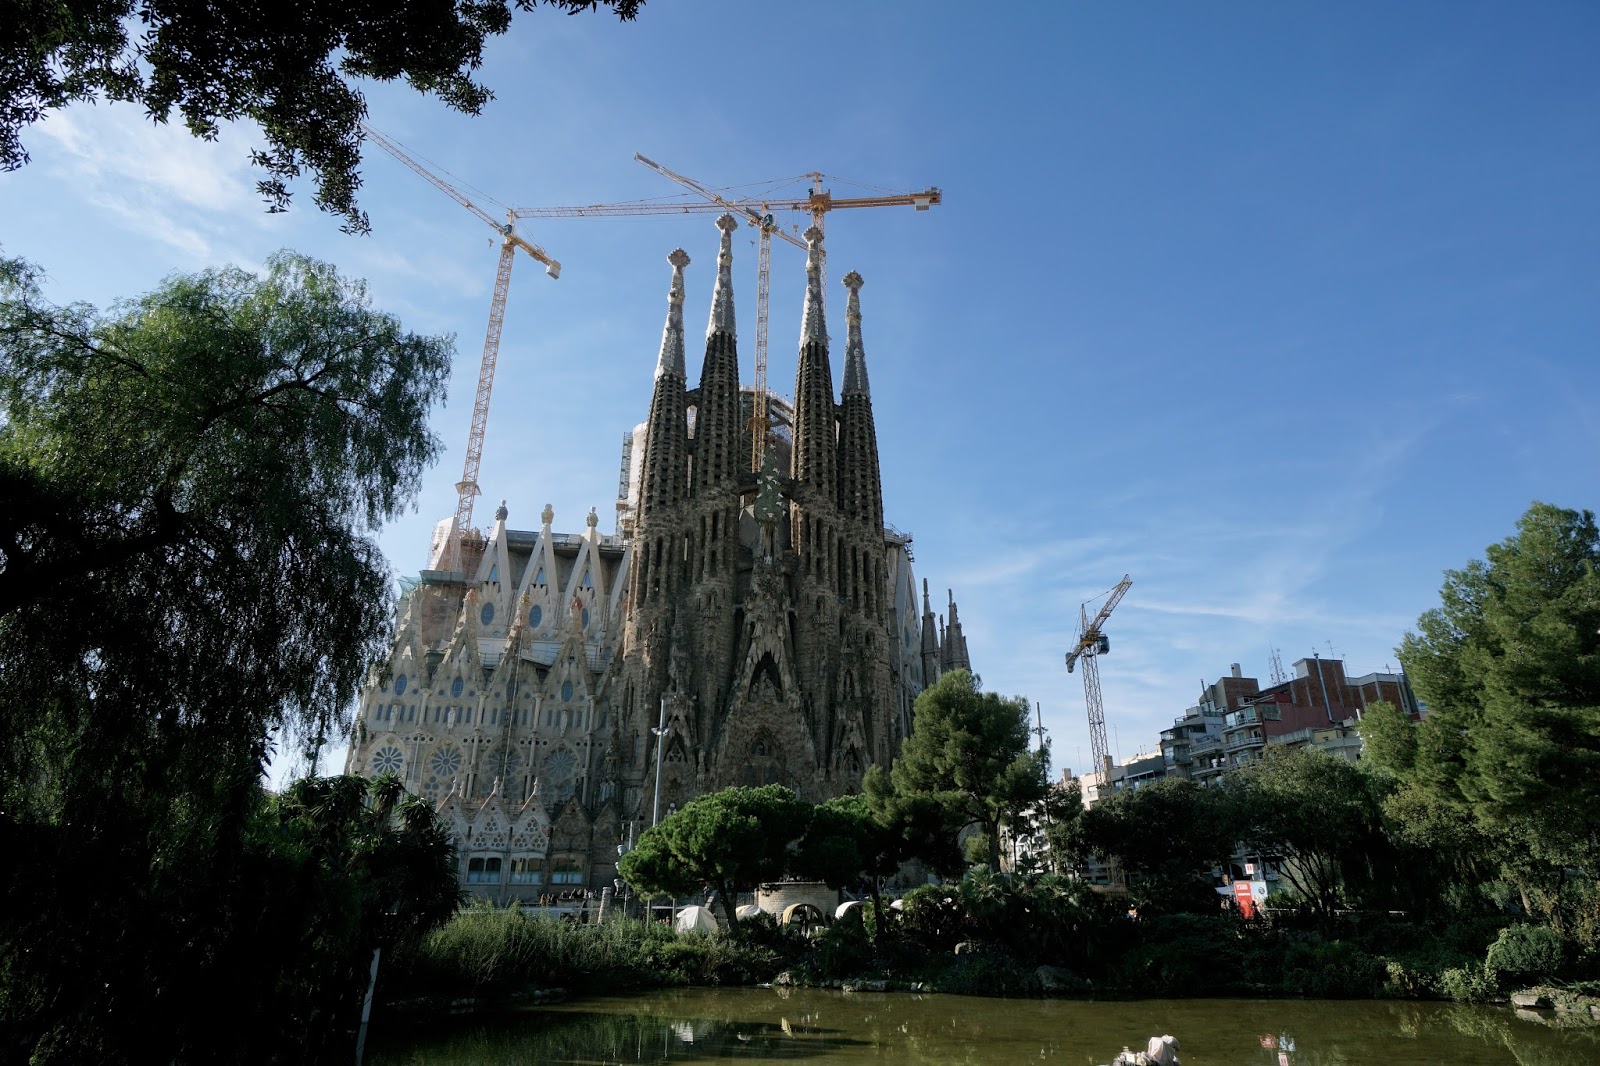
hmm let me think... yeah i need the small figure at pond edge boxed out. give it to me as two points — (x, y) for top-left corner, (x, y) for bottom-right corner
(1112, 1035), (1180, 1066)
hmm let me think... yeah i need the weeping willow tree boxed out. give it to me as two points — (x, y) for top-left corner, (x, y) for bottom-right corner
(0, 251), (459, 1062)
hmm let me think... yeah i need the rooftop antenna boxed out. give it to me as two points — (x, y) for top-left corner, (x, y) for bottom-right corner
(1269, 646), (1289, 685)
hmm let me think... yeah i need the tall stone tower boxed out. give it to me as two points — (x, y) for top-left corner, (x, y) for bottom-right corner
(345, 215), (974, 901)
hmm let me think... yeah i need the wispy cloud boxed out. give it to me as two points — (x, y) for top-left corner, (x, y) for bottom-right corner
(33, 106), (267, 263)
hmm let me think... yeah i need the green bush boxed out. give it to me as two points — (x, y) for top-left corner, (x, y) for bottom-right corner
(1280, 938), (1387, 998)
(383, 907), (786, 1003)
(1439, 964), (1498, 1002)
(1485, 924), (1564, 987)
(811, 909), (874, 979)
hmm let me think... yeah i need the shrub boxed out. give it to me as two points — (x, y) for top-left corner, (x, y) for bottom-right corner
(1485, 924), (1564, 988)
(1279, 938), (1386, 998)
(1439, 965), (1498, 1002)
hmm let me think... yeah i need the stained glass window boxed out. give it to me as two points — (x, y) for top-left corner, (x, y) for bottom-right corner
(370, 746), (404, 775)
(480, 601), (495, 626)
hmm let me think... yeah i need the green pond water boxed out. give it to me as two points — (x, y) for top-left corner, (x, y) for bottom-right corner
(371, 987), (1600, 1065)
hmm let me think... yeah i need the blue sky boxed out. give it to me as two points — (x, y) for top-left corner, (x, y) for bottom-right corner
(4, 1), (1597, 777)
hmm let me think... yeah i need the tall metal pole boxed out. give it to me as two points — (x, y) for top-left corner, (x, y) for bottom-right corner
(651, 697), (671, 826)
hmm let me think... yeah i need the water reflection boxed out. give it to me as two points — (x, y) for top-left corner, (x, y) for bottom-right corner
(372, 988), (1600, 1065)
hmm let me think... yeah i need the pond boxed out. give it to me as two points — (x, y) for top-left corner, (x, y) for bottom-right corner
(371, 987), (1600, 1064)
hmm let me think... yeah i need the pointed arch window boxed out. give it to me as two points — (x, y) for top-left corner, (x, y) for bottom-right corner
(452, 677), (465, 698)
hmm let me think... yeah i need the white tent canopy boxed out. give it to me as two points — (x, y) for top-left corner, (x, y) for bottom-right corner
(675, 905), (719, 935)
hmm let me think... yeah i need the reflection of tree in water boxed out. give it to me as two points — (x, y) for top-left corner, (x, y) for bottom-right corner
(1438, 1004), (1600, 1066)
(374, 994), (1600, 1065)
(371, 1008), (865, 1063)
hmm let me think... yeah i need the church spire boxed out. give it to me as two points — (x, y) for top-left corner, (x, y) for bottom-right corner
(834, 270), (882, 532)
(693, 214), (743, 497)
(791, 226), (836, 491)
(637, 248), (691, 526)
(799, 225), (826, 346)
(656, 247), (690, 380)
(841, 271), (870, 397)
(707, 213), (737, 339)
(920, 577), (941, 685)
(943, 588), (971, 672)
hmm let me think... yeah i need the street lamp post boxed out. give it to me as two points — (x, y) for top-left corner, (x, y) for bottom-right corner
(651, 696), (672, 827)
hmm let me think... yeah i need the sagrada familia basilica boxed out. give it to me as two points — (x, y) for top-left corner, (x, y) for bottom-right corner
(346, 216), (972, 899)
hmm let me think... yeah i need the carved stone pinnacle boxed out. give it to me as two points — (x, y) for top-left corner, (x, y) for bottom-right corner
(843, 271), (863, 291)
(668, 248), (690, 269)
(803, 225), (823, 245)
(715, 212), (738, 234)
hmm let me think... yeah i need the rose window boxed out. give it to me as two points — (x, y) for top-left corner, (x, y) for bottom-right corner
(430, 747), (463, 777)
(370, 745), (404, 775)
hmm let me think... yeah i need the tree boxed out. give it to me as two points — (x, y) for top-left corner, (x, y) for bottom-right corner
(3, 1), (644, 232)
(1038, 778), (1092, 874)
(1083, 777), (1243, 914)
(1235, 747), (1386, 923)
(1396, 502), (1600, 931)
(0, 252), (454, 1060)
(793, 792), (912, 939)
(617, 785), (811, 936)
(1355, 700), (1417, 779)
(882, 670), (1048, 873)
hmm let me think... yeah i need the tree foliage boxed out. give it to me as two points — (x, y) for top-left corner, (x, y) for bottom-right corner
(618, 785), (812, 936)
(1235, 747), (1387, 922)
(880, 670), (1047, 872)
(1393, 502), (1600, 933)
(1083, 777), (1243, 914)
(0, 252), (455, 1061)
(2, 0), (644, 231)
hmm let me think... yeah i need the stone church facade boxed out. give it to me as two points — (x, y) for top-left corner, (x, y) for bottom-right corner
(345, 216), (972, 900)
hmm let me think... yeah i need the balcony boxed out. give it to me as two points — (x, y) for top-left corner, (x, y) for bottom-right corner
(1223, 731), (1265, 754)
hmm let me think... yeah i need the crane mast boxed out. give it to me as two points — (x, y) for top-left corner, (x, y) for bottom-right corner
(1065, 575), (1132, 778)
(361, 123), (560, 565)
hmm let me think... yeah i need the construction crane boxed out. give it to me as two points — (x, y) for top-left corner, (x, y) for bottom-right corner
(1065, 575), (1133, 780)
(582, 156), (934, 470)
(361, 123), (561, 567)
(514, 172), (807, 473)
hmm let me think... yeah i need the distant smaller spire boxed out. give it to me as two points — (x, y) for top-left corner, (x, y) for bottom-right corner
(841, 271), (869, 397)
(799, 225), (826, 346)
(707, 213), (737, 338)
(657, 248), (690, 379)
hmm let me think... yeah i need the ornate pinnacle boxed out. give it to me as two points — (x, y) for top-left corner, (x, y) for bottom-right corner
(841, 271), (869, 397)
(657, 249), (690, 379)
(708, 213), (737, 338)
(800, 226), (826, 346)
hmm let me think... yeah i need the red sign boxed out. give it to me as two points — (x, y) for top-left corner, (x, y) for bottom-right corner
(1233, 880), (1257, 919)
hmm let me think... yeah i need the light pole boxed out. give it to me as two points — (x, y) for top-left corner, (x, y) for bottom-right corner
(651, 696), (672, 827)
